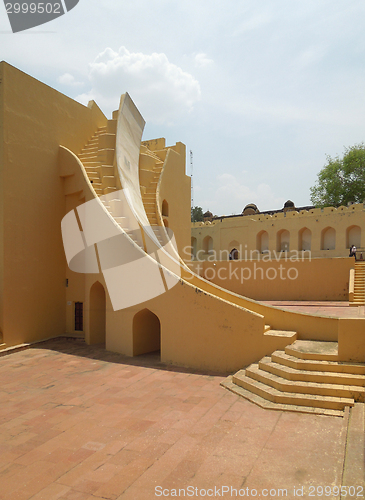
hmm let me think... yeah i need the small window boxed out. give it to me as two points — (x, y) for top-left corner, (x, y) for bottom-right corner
(75, 302), (83, 331)
(162, 200), (169, 217)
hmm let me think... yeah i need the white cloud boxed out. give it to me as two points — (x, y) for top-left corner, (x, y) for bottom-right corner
(76, 47), (201, 124)
(58, 73), (84, 87)
(194, 53), (214, 68)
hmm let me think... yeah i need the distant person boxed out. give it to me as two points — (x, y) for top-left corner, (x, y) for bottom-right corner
(353, 245), (357, 260)
(349, 245), (354, 257)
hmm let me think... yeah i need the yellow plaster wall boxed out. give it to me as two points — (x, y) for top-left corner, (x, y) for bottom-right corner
(2, 63), (362, 371)
(191, 204), (365, 260)
(105, 277), (267, 373)
(0, 62), (106, 348)
(64, 193), (86, 335)
(338, 318), (365, 362)
(0, 63), (4, 342)
(188, 258), (353, 301)
(178, 267), (339, 342)
(157, 144), (191, 258)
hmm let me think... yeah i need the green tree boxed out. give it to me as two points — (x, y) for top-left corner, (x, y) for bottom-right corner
(191, 206), (204, 222)
(310, 143), (365, 207)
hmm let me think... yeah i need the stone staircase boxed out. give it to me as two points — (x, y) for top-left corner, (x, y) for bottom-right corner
(78, 121), (118, 198)
(353, 261), (365, 305)
(222, 340), (365, 417)
(139, 147), (166, 246)
(76, 119), (144, 250)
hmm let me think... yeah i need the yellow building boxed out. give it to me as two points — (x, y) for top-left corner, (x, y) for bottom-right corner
(1, 61), (365, 415)
(190, 201), (365, 301)
(191, 200), (365, 260)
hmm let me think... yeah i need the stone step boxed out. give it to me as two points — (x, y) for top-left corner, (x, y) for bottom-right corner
(98, 133), (116, 149)
(95, 126), (107, 134)
(232, 370), (354, 410)
(103, 186), (117, 195)
(82, 146), (97, 155)
(285, 340), (338, 361)
(81, 161), (99, 168)
(263, 330), (297, 351)
(87, 173), (100, 181)
(265, 330), (297, 337)
(113, 216), (128, 225)
(107, 119), (117, 134)
(81, 147), (98, 155)
(259, 357), (365, 387)
(246, 363), (365, 401)
(101, 176), (116, 189)
(96, 165), (114, 177)
(220, 377), (344, 417)
(272, 351), (365, 375)
(98, 149), (115, 164)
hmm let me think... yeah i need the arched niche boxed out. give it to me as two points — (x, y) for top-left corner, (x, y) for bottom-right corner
(133, 309), (161, 356)
(321, 227), (336, 250)
(346, 225), (361, 248)
(257, 230), (269, 253)
(277, 229), (290, 252)
(298, 227), (312, 251)
(202, 235), (213, 255)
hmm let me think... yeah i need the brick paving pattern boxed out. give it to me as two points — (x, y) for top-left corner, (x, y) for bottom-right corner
(0, 338), (348, 499)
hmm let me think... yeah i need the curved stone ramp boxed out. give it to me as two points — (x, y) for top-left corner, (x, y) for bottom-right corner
(61, 92), (364, 378)
(136, 135), (360, 352)
(59, 97), (273, 372)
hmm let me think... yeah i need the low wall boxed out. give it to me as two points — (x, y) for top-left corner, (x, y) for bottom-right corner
(188, 257), (353, 302)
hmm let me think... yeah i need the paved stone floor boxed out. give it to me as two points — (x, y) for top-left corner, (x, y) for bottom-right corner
(262, 301), (365, 318)
(0, 338), (355, 499)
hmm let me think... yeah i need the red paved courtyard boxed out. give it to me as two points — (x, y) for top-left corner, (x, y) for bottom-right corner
(0, 338), (357, 499)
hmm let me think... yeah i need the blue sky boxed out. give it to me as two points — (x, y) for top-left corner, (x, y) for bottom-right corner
(1, 0), (365, 215)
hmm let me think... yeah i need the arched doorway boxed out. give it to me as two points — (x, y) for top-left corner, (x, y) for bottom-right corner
(133, 309), (161, 356)
(89, 281), (106, 344)
(229, 248), (239, 260)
